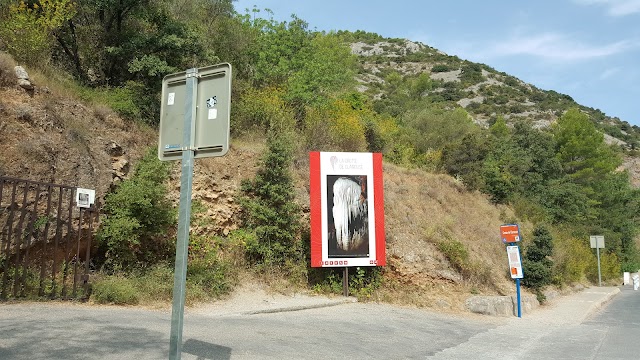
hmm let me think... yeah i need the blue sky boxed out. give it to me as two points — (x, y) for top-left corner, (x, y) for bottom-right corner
(234, 0), (640, 126)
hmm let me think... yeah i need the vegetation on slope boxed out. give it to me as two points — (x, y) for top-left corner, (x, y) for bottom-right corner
(1, 1), (638, 306)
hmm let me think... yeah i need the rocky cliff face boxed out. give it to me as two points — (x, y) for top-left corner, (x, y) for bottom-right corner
(0, 65), (155, 200)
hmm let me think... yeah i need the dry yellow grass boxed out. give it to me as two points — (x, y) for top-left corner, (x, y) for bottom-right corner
(291, 153), (529, 312)
(369, 162), (527, 311)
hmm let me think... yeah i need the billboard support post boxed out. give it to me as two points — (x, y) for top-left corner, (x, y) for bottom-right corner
(343, 267), (349, 297)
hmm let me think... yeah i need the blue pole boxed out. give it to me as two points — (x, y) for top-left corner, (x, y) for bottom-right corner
(516, 278), (522, 318)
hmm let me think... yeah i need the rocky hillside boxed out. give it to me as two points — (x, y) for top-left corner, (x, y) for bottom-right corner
(344, 35), (640, 187)
(349, 37), (640, 151)
(0, 57), (155, 199)
(0, 56), (521, 310)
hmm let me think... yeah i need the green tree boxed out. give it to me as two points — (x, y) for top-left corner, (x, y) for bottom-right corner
(248, 14), (312, 87)
(0, 0), (76, 65)
(539, 177), (592, 224)
(481, 121), (562, 205)
(401, 106), (476, 153)
(442, 131), (491, 190)
(591, 172), (640, 270)
(285, 32), (357, 110)
(489, 116), (509, 138)
(522, 224), (554, 296)
(239, 133), (304, 270)
(97, 149), (175, 271)
(510, 122), (562, 197)
(554, 108), (621, 185)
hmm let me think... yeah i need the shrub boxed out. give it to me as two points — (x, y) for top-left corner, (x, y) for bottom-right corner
(431, 64), (451, 73)
(522, 259), (552, 289)
(437, 238), (470, 275)
(0, 0), (71, 65)
(328, 100), (367, 152)
(586, 251), (621, 283)
(186, 235), (235, 299)
(0, 52), (17, 87)
(232, 87), (295, 136)
(310, 267), (383, 300)
(133, 264), (174, 303)
(91, 276), (139, 305)
(436, 236), (495, 288)
(97, 148), (176, 272)
(303, 99), (368, 152)
(555, 236), (593, 283)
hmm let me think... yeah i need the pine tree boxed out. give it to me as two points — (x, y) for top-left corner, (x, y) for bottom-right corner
(522, 225), (554, 292)
(239, 133), (303, 268)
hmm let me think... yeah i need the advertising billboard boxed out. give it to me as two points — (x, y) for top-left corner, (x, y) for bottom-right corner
(309, 152), (386, 267)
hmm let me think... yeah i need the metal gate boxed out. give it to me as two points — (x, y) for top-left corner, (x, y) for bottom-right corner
(0, 176), (99, 300)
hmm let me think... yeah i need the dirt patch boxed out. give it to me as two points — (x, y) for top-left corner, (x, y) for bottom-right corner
(0, 84), (155, 199)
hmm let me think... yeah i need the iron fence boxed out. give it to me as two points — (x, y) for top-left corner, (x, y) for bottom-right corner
(0, 176), (99, 300)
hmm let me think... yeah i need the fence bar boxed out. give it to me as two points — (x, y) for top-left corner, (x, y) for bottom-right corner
(83, 204), (97, 296)
(72, 207), (83, 298)
(62, 188), (74, 299)
(13, 184), (30, 298)
(20, 184), (40, 296)
(1, 181), (18, 298)
(51, 186), (64, 298)
(39, 185), (54, 296)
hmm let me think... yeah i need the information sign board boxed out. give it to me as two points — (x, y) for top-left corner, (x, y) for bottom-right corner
(158, 63), (231, 161)
(75, 188), (95, 208)
(506, 245), (524, 279)
(590, 235), (605, 249)
(500, 224), (520, 243)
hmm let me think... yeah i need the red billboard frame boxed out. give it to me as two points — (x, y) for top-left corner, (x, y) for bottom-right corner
(309, 152), (386, 267)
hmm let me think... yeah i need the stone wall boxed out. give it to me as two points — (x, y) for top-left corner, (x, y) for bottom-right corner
(466, 294), (539, 317)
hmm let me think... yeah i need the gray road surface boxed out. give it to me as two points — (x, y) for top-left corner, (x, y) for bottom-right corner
(0, 301), (496, 359)
(0, 286), (629, 359)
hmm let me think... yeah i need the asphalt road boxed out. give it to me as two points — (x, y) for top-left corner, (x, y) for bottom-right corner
(1, 287), (636, 359)
(430, 286), (639, 360)
(0, 301), (498, 360)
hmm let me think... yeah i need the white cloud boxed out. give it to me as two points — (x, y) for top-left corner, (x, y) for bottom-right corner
(484, 32), (636, 61)
(599, 67), (621, 79)
(573, 0), (640, 16)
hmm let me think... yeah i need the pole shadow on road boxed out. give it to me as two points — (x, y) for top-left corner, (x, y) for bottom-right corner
(183, 338), (232, 360)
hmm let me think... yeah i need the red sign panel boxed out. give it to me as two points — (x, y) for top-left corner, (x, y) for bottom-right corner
(309, 152), (386, 268)
(500, 224), (520, 243)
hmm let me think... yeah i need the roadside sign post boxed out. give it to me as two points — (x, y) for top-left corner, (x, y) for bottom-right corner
(160, 64), (231, 360)
(506, 245), (524, 317)
(590, 235), (605, 287)
(501, 224), (523, 318)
